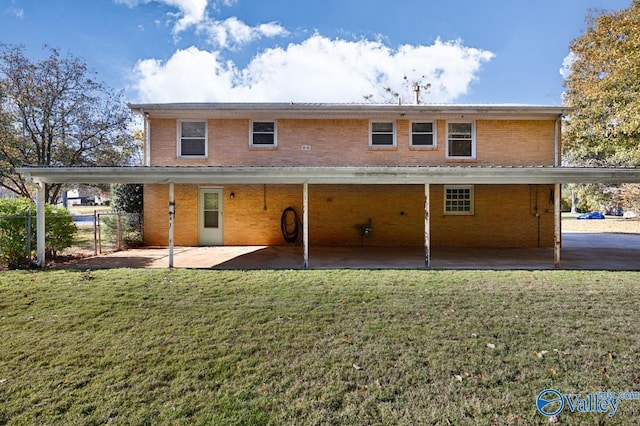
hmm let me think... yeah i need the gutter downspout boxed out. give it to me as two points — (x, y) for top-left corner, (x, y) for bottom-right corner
(553, 112), (563, 267)
(554, 114), (562, 167)
(141, 108), (151, 167)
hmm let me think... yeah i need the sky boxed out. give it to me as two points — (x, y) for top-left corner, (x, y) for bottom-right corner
(0, 0), (633, 105)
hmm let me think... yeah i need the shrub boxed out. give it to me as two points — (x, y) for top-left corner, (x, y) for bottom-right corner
(0, 198), (77, 268)
(0, 198), (33, 268)
(44, 204), (77, 258)
(101, 213), (143, 248)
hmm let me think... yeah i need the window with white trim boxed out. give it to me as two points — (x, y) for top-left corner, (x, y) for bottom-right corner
(411, 121), (436, 147)
(251, 121), (277, 146)
(178, 121), (207, 157)
(370, 121), (396, 147)
(444, 185), (474, 215)
(446, 122), (475, 158)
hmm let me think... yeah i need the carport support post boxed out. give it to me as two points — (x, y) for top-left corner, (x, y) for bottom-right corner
(36, 182), (46, 267)
(303, 182), (309, 268)
(424, 183), (430, 268)
(168, 183), (175, 268)
(554, 183), (561, 268)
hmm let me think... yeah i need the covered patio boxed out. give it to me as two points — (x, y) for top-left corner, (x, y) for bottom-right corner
(19, 165), (640, 269)
(51, 231), (640, 270)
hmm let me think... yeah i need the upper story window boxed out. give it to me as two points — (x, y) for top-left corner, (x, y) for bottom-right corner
(411, 121), (436, 147)
(178, 120), (207, 158)
(370, 121), (396, 147)
(251, 121), (277, 147)
(444, 185), (474, 215)
(446, 122), (475, 159)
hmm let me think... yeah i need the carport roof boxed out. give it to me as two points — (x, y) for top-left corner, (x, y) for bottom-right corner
(18, 165), (640, 185)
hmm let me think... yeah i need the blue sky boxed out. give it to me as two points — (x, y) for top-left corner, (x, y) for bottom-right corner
(0, 0), (632, 105)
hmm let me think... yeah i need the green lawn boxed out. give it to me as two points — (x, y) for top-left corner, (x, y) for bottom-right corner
(1, 269), (639, 425)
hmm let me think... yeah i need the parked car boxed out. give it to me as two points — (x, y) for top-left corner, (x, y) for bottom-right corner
(577, 212), (605, 220)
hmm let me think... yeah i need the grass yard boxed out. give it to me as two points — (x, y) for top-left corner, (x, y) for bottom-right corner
(1, 269), (639, 425)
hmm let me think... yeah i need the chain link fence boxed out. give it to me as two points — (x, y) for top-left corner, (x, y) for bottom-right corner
(66, 212), (143, 257)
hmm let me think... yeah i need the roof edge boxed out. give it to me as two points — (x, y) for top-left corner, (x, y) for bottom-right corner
(128, 102), (570, 119)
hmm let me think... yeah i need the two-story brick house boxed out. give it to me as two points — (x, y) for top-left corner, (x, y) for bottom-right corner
(22, 102), (640, 267)
(134, 103), (563, 256)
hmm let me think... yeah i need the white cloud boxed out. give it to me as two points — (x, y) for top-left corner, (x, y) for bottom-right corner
(115, 0), (286, 48)
(115, 0), (207, 33)
(560, 51), (577, 79)
(133, 47), (239, 102)
(3, 5), (24, 18)
(131, 35), (494, 103)
(197, 16), (288, 49)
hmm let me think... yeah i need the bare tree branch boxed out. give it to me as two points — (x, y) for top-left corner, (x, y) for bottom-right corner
(0, 44), (141, 203)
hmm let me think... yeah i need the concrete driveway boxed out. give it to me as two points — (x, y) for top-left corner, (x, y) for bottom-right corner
(560, 232), (640, 270)
(55, 232), (640, 270)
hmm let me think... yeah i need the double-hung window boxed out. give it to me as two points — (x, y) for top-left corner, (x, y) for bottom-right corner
(370, 121), (396, 147)
(444, 185), (474, 215)
(446, 122), (475, 158)
(411, 121), (436, 147)
(251, 121), (277, 147)
(178, 121), (207, 157)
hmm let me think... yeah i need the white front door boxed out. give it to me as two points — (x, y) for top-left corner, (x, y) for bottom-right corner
(199, 188), (223, 245)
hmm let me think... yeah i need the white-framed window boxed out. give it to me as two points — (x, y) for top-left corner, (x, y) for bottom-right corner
(370, 121), (396, 147)
(446, 121), (475, 159)
(178, 120), (207, 158)
(444, 185), (474, 215)
(410, 121), (436, 147)
(250, 121), (277, 147)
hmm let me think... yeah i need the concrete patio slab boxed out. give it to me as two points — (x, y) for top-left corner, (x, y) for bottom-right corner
(54, 232), (640, 271)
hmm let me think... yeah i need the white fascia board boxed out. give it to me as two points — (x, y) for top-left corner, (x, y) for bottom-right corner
(128, 103), (569, 121)
(18, 166), (640, 185)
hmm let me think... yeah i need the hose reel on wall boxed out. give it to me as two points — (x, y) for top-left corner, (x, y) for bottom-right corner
(281, 207), (301, 243)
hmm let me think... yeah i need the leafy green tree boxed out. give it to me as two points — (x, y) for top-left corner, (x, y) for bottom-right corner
(563, 1), (640, 166)
(0, 44), (139, 204)
(620, 183), (640, 214)
(111, 183), (143, 214)
(563, 2), (640, 213)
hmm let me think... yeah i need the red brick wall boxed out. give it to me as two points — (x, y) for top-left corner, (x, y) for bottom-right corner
(144, 116), (557, 248)
(148, 118), (556, 167)
(144, 184), (555, 248)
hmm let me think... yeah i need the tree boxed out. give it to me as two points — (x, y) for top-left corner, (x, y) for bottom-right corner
(107, 183), (144, 248)
(563, 1), (640, 166)
(0, 44), (139, 204)
(111, 183), (143, 214)
(563, 2), (640, 213)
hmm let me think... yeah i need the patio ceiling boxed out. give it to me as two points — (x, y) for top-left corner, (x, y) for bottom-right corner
(18, 166), (640, 185)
